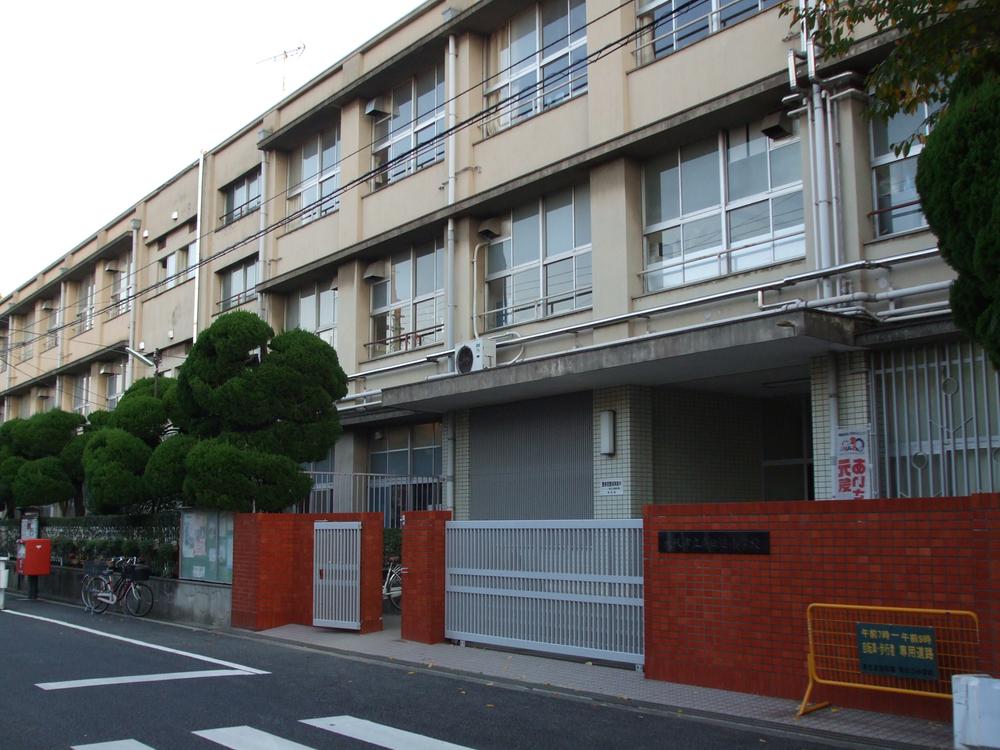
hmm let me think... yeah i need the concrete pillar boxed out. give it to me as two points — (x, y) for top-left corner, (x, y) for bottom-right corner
(810, 352), (872, 499)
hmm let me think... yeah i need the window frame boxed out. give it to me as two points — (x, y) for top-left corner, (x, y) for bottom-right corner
(483, 0), (588, 136)
(287, 124), (341, 225)
(371, 62), (446, 190)
(220, 168), (262, 226)
(368, 239), (445, 358)
(484, 182), (592, 330)
(218, 257), (260, 312)
(75, 274), (95, 336)
(285, 278), (338, 349)
(641, 121), (805, 292)
(72, 373), (90, 416)
(869, 103), (935, 238)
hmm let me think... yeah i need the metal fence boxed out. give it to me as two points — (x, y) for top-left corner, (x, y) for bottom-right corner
(444, 520), (644, 665)
(313, 521), (361, 630)
(297, 473), (444, 528)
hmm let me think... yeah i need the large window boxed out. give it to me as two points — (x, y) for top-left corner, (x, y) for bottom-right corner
(485, 182), (592, 329)
(107, 254), (131, 318)
(288, 124), (340, 224)
(371, 63), (445, 189)
(483, 0), (588, 136)
(43, 301), (59, 351)
(75, 274), (95, 335)
(870, 104), (936, 237)
(72, 374), (90, 416)
(157, 243), (198, 291)
(218, 257), (259, 311)
(105, 369), (123, 410)
(635, 0), (781, 64)
(221, 168), (261, 226)
(368, 423), (443, 526)
(642, 118), (803, 292)
(369, 239), (444, 357)
(286, 279), (337, 348)
(18, 311), (34, 362)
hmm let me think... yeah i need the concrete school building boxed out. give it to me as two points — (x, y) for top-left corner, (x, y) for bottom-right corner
(1, 0), (996, 517)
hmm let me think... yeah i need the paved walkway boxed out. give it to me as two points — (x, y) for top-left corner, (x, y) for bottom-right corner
(257, 615), (953, 750)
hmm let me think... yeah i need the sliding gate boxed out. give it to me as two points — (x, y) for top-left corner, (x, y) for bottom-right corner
(313, 521), (361, 629)
(444, 520), (644, 665)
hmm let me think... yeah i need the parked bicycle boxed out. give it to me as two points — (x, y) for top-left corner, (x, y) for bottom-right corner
(83, 556), (154, 617)
(382, 555), (402, 612)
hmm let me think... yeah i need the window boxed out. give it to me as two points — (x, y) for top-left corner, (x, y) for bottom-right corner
(43, 301), (59, 351)
(635, 0), (781, 64)
(105, 370), (122, 410)
(73, 374), (90, 416)
(158, 244), (197, 290)
(218, 257), (259, 311)
(371, 63), (446, 189)
(368, 423), (443, 526)
(642, 118), (804, 292)
(485, 182), (592, 329)
(369, 239), (444, 357)
(107, 255), (131, 317)
(483, 0), (588, 136)
(75, 274), (95, 335)
(870, 103), (936, 237)
(288, 124), (340, 224)
(220, 168), (261, 226)
(286, 279), (337, 348)
(18, 311), (34, 361)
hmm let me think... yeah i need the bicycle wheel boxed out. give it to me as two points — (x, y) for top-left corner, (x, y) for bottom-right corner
(80, 574), (93, 609)
(86, 578), (111, 614)
(124, 582), (154, 617)
(386, 569), (402, 612)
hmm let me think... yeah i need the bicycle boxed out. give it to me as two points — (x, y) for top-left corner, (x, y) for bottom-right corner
(382, 555), (403, 612)
(84, 557), (155, 617)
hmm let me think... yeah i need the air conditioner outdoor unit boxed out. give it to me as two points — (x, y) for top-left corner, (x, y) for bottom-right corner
(35, 387), (50, 399)
(456, 338), (496, 374)
(98, 364), (119, 376)
(40, 301), (55, 312)
(104, 262), (120, 273)
(365, 97), (390, 117)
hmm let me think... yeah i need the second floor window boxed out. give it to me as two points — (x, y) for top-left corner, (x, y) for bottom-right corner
(635, 0), (781, 65)
(369, 239), (444, 357)
(73, 374), (90, 416)
(221, 168), (261, 226)
(105, 370), (122, 410)
(289, 124), (341, 224)
(75, 275), (95, 335)
(219, 257), (259, 312)
(484, 0), (588, 136)
(372, 63), (446, 188)
(642, 117), (804, 292)
(486, 182), (592, 329)
(286, 279), (337, 348)
(871, 103), (936, 237)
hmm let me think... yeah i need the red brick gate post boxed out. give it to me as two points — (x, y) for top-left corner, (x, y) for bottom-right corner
(401, 510), (451, 643)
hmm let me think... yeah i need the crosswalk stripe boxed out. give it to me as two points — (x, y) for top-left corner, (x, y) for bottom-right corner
(38, 669), (253, 690)
(193, 726), (315, 750)
(302, 715), (476, 750)
(72, 741), (156, 750)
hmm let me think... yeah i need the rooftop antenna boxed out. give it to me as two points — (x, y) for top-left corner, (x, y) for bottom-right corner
(257, 43), (306, 94)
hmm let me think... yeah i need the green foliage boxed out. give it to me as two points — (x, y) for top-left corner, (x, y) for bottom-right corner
(12, 457), (74, 508)
(110, 395), (168, 446)
(917, 72), (1000, 365)
(384, 528), (402, 559)
(183, 438), (312, 513)
(9, 409), (86, 460)
(59, 432), (95, 486)
(789, 0), (1000, 148)
(83, 429), (152, 515)
(143, 434), (196, 509)
(0, 455), (26, 515)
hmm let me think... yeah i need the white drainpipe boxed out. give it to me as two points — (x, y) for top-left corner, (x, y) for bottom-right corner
(193, 151), (205, 344)
(444, 34), (458, 513)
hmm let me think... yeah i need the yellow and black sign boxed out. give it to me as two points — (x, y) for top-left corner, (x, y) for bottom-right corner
(856, 623), (938, 681)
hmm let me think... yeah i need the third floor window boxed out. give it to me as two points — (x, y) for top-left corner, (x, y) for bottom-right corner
(218, 256), (259, 312)
(870, 103), (936, 238)
(288, 124), (341, 224)
(369, 239), (445, 357)
(221, 168), (261, 226)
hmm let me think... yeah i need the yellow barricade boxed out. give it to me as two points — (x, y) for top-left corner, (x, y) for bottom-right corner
(799, 603), (980, 717)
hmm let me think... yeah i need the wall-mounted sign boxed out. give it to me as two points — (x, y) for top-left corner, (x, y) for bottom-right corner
(599, 479), (624, 496)
(659, 531), (770, 555)
(834, 427), (872, 500)
(856, 623), (938, 682)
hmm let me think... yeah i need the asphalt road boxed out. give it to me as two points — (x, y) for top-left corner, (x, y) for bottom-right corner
(0, 598), (850, 750)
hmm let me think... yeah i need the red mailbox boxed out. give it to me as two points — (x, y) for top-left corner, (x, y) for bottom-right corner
(16, 538), (51, 576)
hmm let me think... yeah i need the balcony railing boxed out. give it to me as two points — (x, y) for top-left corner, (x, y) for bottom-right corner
(294, 472), (445, 528)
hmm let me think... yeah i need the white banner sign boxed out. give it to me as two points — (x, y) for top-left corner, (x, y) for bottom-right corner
(834, 427), (872, 500)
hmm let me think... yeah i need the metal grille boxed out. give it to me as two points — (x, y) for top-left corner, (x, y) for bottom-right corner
(298, 473), (443, 528)
(445, 520), (644, 665)
(872, 341), (1000, 497)
(313, 521), (361, 630)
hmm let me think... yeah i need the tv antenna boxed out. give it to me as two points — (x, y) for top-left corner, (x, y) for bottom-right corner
(257, 43), (306, 93)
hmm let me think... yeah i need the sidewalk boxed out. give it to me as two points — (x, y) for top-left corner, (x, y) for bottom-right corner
(256, 614), (953, 750)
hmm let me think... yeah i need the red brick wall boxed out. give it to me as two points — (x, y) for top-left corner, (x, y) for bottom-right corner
(232, 513), (384, 633)
(644, 494), (1000, 719)
(401, 510), (451, 644)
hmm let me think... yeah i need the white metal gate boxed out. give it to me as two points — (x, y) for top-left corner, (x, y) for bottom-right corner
(313, 521), (361, 629)
(444, 520), (644, 665)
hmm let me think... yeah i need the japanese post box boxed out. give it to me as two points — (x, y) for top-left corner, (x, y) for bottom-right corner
(16, 538), (51, 576)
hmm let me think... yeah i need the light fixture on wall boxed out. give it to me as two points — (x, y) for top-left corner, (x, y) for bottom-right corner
(599, 410), (616, 456)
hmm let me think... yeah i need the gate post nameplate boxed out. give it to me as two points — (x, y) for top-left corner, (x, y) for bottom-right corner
(659, 531), (770, 554)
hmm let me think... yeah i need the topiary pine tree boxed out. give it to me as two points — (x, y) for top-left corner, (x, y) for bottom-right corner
(82, 428), (151, 515)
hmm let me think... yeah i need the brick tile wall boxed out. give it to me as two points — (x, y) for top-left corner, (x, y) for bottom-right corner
(643, 494), (1000, 719)
(401, 510), (451, 644)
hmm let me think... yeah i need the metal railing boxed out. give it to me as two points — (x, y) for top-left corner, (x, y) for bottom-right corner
(297, 472), (444, 528)
(445, 519), (645, 665)
(365, 324), (444, 358)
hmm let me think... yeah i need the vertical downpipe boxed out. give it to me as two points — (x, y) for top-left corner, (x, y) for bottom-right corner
(444, 34), (458, 513)
(127, 223), (140, 387)
(827, 353), (840, 499)
(192, 151), (205, 344)
(257, 146), (269, 322)
(811, 83), (833, 298)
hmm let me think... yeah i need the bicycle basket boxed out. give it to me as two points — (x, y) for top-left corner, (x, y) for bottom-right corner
(124, 563), (151, 581)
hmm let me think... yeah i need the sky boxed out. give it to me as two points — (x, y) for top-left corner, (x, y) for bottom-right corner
(0, 0), (426, 297)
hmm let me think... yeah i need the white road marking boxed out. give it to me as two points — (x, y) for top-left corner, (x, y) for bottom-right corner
(194, 726), (315, 749)
(38, 668), (254, 690)
(2, 609), (268, 674)
(72, 741), (156, 749)
(302, 715), (476, 750)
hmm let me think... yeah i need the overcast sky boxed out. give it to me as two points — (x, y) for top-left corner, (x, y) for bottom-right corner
(0, 0), (425, 297)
